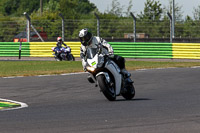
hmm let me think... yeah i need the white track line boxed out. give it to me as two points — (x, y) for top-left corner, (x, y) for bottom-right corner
(191, 66), (200, 68)
(2, 72), (87, 79)
(135, 66), (200, 72)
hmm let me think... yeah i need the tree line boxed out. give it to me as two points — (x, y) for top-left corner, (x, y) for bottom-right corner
(0, 0), (200, 42)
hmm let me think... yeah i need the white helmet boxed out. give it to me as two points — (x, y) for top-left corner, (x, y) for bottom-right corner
(79, 28), (93, 46)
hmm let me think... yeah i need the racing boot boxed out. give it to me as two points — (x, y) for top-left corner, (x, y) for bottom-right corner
(120, 68), (131, 78)
(120, 69), (133, 94)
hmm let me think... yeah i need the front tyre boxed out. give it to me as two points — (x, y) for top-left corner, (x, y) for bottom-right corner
(97, 75), (116, 101)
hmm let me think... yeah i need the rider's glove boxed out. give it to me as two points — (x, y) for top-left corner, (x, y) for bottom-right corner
(97, 43), (103, 54)
(83, 67), (87, 72)
(109, 51), (114, 55)
(82, 59), (87, 71)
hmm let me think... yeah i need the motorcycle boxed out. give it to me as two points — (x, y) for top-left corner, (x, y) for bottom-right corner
(85, 45), (135, 101)
(52, 47), (75, 61)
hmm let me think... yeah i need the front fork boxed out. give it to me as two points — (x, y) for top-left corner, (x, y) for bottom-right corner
(87, 73), (98, 87)
(87, 72), (113, 88)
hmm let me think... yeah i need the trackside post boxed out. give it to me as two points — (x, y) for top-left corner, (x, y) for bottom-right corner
(130, 12), (136, 42)
(19, 40), (22, 59)
(94, 13), (100, 37)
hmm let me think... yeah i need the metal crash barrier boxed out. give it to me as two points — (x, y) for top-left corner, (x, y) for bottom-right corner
(0, 42), (200, 59)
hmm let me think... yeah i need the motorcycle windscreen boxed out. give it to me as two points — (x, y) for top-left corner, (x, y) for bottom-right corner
(86, 48), (98, 59)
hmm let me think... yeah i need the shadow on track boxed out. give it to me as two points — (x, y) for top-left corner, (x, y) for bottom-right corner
(114, 98), (152, 102)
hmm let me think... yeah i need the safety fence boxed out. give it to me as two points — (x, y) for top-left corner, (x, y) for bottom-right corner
(0, 42), (200, 59)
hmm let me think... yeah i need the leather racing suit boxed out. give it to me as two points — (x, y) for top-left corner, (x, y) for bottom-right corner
(80, 36), (113, 69)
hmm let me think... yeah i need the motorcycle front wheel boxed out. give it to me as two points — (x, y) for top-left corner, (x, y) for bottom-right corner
(97, 75), (116, 101)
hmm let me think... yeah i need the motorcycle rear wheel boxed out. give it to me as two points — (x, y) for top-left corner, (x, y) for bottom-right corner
(97, 75), (116, 101)
(67, 54), (75, 61)
(121, 83), (135, 100)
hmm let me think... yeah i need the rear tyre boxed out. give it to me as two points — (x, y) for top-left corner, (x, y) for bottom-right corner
(97, 75), (116, 101)
(72, 55), (75, 61)
(67, 54), (75, 61)
(121, 83), (135, 100)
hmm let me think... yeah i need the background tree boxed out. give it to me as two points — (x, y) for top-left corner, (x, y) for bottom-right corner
(183, 16), (194, 38)
(163, 0), (183, 21)
(125, 0), (133, 17)
(137, 0), (163, 38)
(193, 5), (200, 20)
(0, 0), (50, 16)
(105, 0), (133, 17)
(138, 0), (162, 20)
(105, 0), (123, 17)
(189, 5), (200, 38)
(165, 0), (184, 38)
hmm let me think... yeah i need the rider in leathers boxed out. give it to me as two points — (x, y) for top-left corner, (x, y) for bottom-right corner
(55, 37), (71, 57)
(79, 28), (130, 77)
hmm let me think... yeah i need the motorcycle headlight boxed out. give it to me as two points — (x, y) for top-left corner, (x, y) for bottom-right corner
(86, 66), (95, 72)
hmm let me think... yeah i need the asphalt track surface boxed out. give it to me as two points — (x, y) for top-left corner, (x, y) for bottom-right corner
(0, 67), (200, 133)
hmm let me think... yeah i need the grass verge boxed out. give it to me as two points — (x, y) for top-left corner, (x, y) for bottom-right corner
(0, 61), (200, 77)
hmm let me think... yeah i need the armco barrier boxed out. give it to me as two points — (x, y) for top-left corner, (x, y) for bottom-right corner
(29, 42), (81, 57)
(0, 42), (200, 59)
(172, 43), (200, 59)
(0, 42), (30, 57)
(109, 42), (173, 58)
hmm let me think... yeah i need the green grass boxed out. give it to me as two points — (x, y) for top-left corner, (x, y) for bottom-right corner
(0, 61), (200, 77)
(126, 61), (200, 70)
(0, 61), (82, 77)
